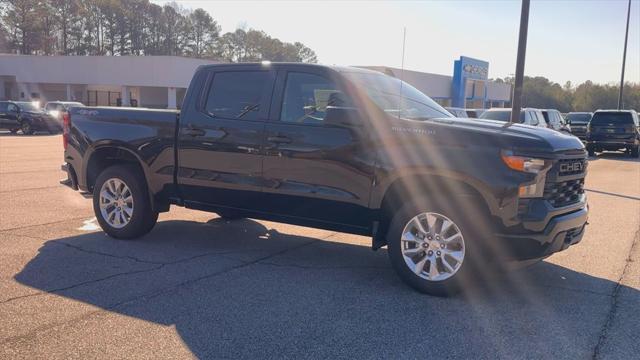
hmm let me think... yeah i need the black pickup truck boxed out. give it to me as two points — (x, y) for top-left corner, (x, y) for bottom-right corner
(62, 63), (589, 296)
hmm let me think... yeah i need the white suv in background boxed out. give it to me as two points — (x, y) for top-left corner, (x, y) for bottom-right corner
(479, 108), (548, 128)
(541, 109), (571, 133)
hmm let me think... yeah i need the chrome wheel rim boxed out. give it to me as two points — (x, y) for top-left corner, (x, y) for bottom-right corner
(400, 212), (465, 281)
(99, 178), (134, 229)
(21, 122), (30, 133)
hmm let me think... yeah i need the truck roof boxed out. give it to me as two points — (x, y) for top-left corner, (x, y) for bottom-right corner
(199, 62), (382, 75)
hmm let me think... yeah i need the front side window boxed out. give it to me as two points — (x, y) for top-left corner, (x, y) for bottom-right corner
(344, 72), (451, 120)
(7, 104), (18, 112)
(204, 71), (271, 121)
(280, 72), (344, 124)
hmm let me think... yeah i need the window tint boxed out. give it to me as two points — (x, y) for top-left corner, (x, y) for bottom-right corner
(204, 71), (271, 120)
(7, 104), (18, 112)
(0, 103), (7, 112)
(479, 110), (525, 123)
(541, 111), (550, 123)
(566, 113), (591, 124)
(591, 112), (634, 126)
(280, 72), (342, 124)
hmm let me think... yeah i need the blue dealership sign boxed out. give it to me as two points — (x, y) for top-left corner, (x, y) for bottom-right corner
(452, 56), (489, 107)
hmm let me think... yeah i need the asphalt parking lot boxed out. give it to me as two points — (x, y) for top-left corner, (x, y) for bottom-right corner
(0, 132), (638, 359)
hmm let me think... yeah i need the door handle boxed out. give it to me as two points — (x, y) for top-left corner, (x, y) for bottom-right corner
(183, 126), (206, 137)
(267, 135), (292, 144)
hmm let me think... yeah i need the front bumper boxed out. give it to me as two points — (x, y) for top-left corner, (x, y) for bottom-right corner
(494, 203), (588, 260)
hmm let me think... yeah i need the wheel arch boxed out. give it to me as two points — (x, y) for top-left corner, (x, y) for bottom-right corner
(84, 144), (148, 193)
(372, 172), (495, 250)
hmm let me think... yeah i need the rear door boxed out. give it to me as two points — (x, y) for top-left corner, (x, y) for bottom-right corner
(261, 67), (376, 230)
(177, 65), (275, 209)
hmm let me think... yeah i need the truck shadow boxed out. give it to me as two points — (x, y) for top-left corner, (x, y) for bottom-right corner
(11, 218), (638, 358)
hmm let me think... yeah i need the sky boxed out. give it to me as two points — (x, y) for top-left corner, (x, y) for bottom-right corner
(152, 0), (640, 85)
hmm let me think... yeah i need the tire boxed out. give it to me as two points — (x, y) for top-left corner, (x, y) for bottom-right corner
(93, 165), (158, 239)
(631, 145), (639, 158)
(9, 128), (18, 134)
(587, 145), (596, 157)
(20, 120), (33, 135)
(386, 196), (490, 296)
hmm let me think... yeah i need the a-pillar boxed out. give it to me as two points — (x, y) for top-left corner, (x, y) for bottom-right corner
(167, 87), (177, 109)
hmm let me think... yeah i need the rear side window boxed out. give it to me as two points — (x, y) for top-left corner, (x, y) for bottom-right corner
(204, 71), (272, 121)
(0, 103), (7, 112)
(280, 72), (342, 124)
(591, 112), (635, 126)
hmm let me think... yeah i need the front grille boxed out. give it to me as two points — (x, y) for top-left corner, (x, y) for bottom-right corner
(544, 178), (585, 207)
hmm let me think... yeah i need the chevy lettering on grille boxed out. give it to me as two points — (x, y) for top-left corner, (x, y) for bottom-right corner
(559, 160), (585, 175)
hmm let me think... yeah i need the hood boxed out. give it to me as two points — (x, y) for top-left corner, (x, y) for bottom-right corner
(395, 117), (585, 155)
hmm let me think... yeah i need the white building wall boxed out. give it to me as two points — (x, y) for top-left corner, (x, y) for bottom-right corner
(0, 55), (217, 88)
(139, 86), (169, 108)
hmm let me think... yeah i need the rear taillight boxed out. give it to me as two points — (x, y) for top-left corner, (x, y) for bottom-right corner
(62, 112), (71, 150)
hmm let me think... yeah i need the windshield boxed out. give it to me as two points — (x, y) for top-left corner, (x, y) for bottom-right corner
(566, 113), (591, 124)
(591, 112), (634, 126)
(343, 72), (451, 120)
(16, 102), (41, 112)
(480, 110), (525, 122)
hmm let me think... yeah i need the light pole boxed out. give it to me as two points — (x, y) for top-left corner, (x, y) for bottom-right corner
(510, 0), (530, 124)
(617, 0), (632, 110)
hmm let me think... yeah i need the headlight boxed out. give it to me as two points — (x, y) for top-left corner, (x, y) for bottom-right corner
(501, 151), (546, 173)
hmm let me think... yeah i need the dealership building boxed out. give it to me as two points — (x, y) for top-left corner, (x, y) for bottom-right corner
(0, 54), (511, 109)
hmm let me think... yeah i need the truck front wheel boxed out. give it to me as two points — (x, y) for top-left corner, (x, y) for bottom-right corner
(93, 165), (158, 239)
(386, 198), (487, 296)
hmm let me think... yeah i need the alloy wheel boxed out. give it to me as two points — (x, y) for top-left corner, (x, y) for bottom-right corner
(400, 212), (465, 281)
(99, 178), (134, 229)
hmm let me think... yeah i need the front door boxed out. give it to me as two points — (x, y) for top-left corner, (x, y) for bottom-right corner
(261, 69), (376, 231)
(177, 66), (275, 210)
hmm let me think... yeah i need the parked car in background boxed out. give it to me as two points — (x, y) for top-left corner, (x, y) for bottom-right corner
(0, 101), (60, 135)
(565, 112), (592, 141)
(465, 109), (485, 118)
(479, 108), (548, 128)
(44, 101), (85, 130)
(61, 63), (588, 296)
(541, 109), (571, 134)
(444, 107), (469, 118)
(45, 101), (85, 116)
(587, 109), (639, 157)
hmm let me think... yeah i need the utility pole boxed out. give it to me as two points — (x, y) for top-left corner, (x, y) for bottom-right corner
(510, 0), (530, 124)
(617, 0), (632, 110)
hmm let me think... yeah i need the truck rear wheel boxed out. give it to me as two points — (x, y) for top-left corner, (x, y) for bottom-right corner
(93, 165), (158, 239)
(386, 197), (487, 296)
(630, 145), (639, 158)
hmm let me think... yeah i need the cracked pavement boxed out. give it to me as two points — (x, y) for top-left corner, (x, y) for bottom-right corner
(0, 134), (639, 359)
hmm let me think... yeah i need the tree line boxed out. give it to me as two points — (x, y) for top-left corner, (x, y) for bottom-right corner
(494, 76), (640, 112)
(0, 0), (318, 63)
